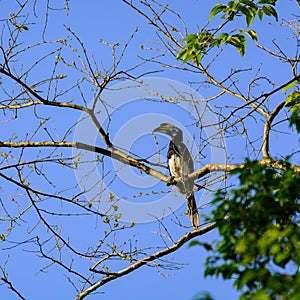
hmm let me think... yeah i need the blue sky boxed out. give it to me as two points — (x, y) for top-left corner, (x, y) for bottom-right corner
(0, 1), (299, 299)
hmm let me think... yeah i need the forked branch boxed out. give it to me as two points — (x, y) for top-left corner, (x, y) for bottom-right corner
(76, 222), (216, 300)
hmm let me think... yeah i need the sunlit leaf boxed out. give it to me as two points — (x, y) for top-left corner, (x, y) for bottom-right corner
(209, 4), (228, 20)
(262, 5), (278, 20)
(282, 81), (296, 93)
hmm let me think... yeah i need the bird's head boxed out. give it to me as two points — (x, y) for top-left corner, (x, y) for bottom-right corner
(153, 123), (183, 142)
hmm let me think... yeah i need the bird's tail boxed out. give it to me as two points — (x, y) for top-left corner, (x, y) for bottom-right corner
(187, 193), (199, 229)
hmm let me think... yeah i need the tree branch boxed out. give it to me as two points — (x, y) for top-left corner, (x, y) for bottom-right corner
(1, 141), (299, 185)
(188, 160), (300, 181)
(0, 67), (89, 112)
(262, 101), (286, 158)
(0, 140), (170, 183)
(76, 222), (216, 300)
(0, 267), (26, 300)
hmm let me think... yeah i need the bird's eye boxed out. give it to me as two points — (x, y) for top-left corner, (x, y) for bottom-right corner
(172, 128), (178, 136)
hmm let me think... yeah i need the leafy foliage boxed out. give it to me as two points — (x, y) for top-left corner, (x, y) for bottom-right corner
(209, 0), (278, 25)
(282, 79), (300, 132)
(177, 0), (278, 65)
(183, 2), (300, 299)
(193, 292), (214, 300)
(285, 91), (300, 132)
(201, 159), (300, 300)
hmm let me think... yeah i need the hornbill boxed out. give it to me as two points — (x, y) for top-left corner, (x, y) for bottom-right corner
(154, 123), (199, 229)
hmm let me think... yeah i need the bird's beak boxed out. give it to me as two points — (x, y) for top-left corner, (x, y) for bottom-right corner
(153, 123), (172, 135)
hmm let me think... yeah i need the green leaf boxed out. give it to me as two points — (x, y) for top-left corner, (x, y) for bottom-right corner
(182, 33), (198, 43)
(262, 5), (278, 21)
(251, 290), (271, 300)
(13, 22), (29, 32)
(282, 81), (296, 93)
(236, 4), (252, 18)
(197, 292), (214, 300)
(182, 53), (196, 63)
(284, 92), (300, 131)
(246, 12), (255, 26)
(285, 91), (300, 107)
(258, 0), (277, 5)
(274, 252), (291, 267)
(227, 34), (246, 56)
(240, 0), (258, 9)
(241, 29), (258, 41)
(190, 240), (213, 250)
(217, 32), (230, 45)
(269, 243), (280, 255)
(189, 240), (202, 247)
(236, 269), (257, 290)
(209, 4), (228, 20)
(109, 192), (116, 200)
(257, 8), (264, 20)
(227, 1), (237, 9)
(176, 48), (186, 60)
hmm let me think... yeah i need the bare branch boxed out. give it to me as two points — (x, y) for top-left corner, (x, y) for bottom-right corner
(1, 264), (26, 300)
(262, 101), (286, 158)
(77, 222), (216, 300)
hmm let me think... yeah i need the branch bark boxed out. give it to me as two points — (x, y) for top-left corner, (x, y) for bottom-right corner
(0, 141), (169, 183)
(262, 101), (286, 158)
(76, 222), (216, 300)
(1, 141), (299, 184)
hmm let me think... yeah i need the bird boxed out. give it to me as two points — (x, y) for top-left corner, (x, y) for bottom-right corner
(153, 123), (199, 229)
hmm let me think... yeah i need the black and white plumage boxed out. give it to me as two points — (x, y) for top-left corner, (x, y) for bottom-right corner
(154, 123), (199, 229)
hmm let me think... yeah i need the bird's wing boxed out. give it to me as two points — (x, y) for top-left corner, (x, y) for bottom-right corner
(167, 141), (194, 194)
(167, 141), (199, 228)
(177, 142), (194, 175)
